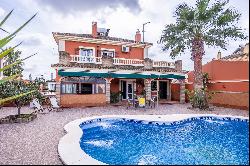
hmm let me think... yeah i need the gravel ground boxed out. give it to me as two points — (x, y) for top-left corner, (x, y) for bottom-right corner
(0, 104), (248, 165)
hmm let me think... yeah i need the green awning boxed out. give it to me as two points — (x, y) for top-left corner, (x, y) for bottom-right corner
(58, 69), (185, 79)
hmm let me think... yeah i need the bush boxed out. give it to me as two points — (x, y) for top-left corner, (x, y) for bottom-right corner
(110, 92), (121, 103)
(185, 88), (216, 110)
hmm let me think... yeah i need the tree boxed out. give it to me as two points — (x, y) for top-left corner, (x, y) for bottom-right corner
(3, 50), (23, 77)
(159, 0), (247, 109)
(0, 10), (37, 105)
(0, 80), (43, 116)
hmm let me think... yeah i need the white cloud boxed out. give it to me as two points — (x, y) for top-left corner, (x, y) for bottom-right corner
(0, 7), (5, 17)
(1, 0), (249, 80)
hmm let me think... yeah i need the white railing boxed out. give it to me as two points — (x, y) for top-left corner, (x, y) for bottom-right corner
(70, 55), (102, 64)
(69, 55), (175, 68)
(153, 61), (175, 68)
(113, 58), (144, 66)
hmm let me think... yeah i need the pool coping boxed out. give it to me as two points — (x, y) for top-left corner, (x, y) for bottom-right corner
(57, 114), (249, 165)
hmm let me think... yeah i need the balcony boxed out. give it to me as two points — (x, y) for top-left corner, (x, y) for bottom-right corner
(153, 61), (175, 68)
(69, 55), (175, 68)
(71, 55), (102, 64)
(113, 58), (144, 66)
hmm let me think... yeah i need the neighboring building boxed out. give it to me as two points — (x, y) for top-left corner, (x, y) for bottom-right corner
(51, 22), (186, 107)
(187, 43), (249, 110)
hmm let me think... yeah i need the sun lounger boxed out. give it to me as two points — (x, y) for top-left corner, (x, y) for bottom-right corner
(32, 98), (47, 113)
(48, 96), (63, 112)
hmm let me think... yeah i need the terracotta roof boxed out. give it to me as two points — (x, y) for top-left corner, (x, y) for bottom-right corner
(52, 32), (153, 46)
(221, 43), (249, 61)
(221, 53), (249, 61)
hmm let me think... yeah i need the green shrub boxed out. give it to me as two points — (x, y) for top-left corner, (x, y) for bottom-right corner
(110, 91), (121, 103)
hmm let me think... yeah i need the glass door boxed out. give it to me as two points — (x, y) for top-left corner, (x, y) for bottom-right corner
(121, 80), (127, 100)
(127, 81), (133, 100)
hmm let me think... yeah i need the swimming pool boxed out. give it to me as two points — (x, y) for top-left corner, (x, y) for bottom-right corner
(58, 114), (249, 165)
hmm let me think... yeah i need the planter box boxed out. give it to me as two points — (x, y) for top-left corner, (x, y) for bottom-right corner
(0, 113), (37, 124)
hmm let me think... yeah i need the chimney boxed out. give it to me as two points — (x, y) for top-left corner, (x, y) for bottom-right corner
(243, 43), (249, 54)
(135, 29), (141, 42)
(217, 51), (221, 59)
(92, 22), (97, 38)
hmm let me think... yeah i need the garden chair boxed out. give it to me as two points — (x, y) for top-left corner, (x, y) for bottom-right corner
(149, 96), (157, 108)
(48, 96), (63, 112)
(126, 98), (134, 109)
(32, 98), (47, 114)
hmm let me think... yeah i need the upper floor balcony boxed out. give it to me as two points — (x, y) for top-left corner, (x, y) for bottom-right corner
(69, 54), (176, 68)
(55, 51), (183, 73)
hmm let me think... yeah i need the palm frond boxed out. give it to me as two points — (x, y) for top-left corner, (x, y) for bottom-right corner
(0, 74), (20, 84)
(0, 42), (21, 59)
(0, 9), (13, 27)
(0, 90), (36, 105)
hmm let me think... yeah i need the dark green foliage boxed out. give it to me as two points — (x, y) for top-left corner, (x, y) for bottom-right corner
(110, 91), (121, 104)
(159, 0), (248, 59)
(0, 80), (44, 115)
(185, 73), (216, 109)
(3, 50), (23, 77)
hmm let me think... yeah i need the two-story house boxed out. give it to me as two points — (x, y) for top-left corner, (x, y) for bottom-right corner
(51, 22), (186, 107)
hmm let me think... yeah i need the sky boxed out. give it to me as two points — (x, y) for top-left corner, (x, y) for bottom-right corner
(0, 0), (249, 80)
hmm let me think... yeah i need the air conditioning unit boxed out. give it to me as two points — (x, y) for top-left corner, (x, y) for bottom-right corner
(122, 45), (130, 52)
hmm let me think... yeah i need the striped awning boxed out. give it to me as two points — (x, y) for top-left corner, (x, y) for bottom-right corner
(58, 68), (186, 79)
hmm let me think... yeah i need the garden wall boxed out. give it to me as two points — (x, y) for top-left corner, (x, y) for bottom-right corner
(60, 94), (106, 107)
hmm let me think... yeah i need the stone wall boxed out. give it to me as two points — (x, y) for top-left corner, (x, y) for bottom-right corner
(175, 60), (182, 72)
(102, 55), (114, 67)
(144, 58), (153, 69)
(59, 51), (70, 65)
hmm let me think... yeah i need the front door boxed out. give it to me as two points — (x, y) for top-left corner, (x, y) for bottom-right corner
(159, 81), (167, 99)
(121, 80), (134, 100)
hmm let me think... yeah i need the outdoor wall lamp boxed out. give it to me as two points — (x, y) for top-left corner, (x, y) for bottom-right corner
(142, 21), (151, 42)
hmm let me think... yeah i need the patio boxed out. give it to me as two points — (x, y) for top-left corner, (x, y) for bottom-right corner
(0, 104), (248, 165)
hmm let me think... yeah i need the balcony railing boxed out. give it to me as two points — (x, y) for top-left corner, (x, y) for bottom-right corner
(153, 61), (175, 68)
(113, 58), (144, 66)
(70, 55), (102, 64)
(69, 55), (175, 68)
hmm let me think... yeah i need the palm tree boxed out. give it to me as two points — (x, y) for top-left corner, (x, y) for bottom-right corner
(159, 0), (247, 109)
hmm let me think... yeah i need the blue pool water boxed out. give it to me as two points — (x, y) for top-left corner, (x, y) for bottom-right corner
(79, 117), (249, 165)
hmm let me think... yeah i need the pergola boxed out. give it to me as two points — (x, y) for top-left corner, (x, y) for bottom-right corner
(57, 68), (186, 106)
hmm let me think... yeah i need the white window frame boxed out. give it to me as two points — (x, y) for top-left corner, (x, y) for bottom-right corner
(79, 46), (95, 57)
(78, 46), (96, 63)
(101, 48), (115, 58)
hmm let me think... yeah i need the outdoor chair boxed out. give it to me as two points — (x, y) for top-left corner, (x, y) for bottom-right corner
(32, 98), (48, 114)
(138, 96), (146, 108)
(126, 98), (134, 109)
(150, 96), (157, 108)
(48, 96), (63, 112)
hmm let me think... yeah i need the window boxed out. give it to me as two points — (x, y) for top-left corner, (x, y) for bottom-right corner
(81, 83), (92, 94)
(79, 47), (95, 63)
(96, 84), (105, 94)
(61, 81), (105, 95)
(79, 48), (93, 57)
(61, 83), (78, 94)
(101, 50), (114, 58)
(48, 82), (56, 92)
